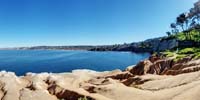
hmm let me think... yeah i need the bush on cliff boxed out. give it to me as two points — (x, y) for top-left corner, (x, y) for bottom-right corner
(176, 30), (200, 42)
(178, 48), (196, 54)
(162, 47), (200, 61)
(163, 51), (174, 57)
(194, 52), (200, 59)
(162, 29), (200, 42)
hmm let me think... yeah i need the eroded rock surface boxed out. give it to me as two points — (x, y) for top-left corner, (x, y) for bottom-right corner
(0, 56), (200, 100)
(129, 55), (200, 76)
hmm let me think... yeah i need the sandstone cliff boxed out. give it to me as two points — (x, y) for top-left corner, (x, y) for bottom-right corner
(1, 55), (200, 100)
(129, 55), (200, 75)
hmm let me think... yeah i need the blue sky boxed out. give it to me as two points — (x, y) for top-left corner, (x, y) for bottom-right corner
(0, 0), (198, 47)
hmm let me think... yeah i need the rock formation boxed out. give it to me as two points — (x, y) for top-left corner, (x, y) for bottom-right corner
(129, 55), (200, 76)
(0, 55), (200, 100)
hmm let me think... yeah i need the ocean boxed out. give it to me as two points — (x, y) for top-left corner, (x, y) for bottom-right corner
(0, 50), (150, 75)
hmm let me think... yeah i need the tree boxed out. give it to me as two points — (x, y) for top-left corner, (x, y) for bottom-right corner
(192, 1), (200, 24)
(169, 0), (200, 40)
(166, 31), (171, 36)
(176, 13), (188, 31)
(187, 0), (200, 28)
(170, 23), (179, 34)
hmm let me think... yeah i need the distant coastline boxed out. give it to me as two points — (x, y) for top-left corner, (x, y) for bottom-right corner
(0, 37), (162, 53)
(0, 46), (95, 51)
(0, 36), (177, 53)
(3, 36), (197, 55)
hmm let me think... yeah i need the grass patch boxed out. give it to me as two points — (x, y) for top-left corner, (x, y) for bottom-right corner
(162, 47), (200, 61)
(163, 51), (174, 57)
(178, 47), (200, 55)
(194, 52), (200, 59)
(173, 54), (187, 62)
(178, 48), (196, 54)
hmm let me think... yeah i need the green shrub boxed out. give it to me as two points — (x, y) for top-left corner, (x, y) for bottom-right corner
(174, 29), (200, 42)
(174, 54), (187, 62)
(188, 29), (200, 42)
(163, 51), (174, 57)
(194, 52), (200, 59)
(178, 48), (196, 54)
(175, 32), (186, 41)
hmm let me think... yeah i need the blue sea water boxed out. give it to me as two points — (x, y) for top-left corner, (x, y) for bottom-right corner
(0, 50), (150, 75)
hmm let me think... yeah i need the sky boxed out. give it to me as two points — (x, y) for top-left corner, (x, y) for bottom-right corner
(0, 0), (198, 47)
